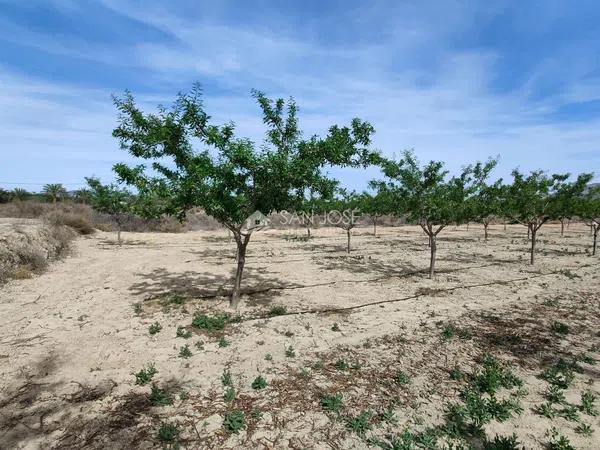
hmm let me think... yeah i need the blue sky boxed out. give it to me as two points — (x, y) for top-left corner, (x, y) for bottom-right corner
(1, 0), (599, 192)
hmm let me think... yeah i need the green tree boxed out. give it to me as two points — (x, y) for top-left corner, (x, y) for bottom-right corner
(42, 183), (67, 203)
(324, 190), (362, 253)
(0, 188), (11, 203)
(374, 150), (496, 278)
(506, 170), (591, 264)
(86, 177), (134, 245)
(470, 179), (503, 241)
(552, 174), (594, 236)
(73, 188), (92, 204)
(577, 186), (600, 256)
(11, 188), (30, 202)
(110, 85), (375, 307)
(360, 190), (392, 236)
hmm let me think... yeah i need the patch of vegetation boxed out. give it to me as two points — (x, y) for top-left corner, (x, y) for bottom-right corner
(268, 305), (287, 316)
(450, 366), (465, 381)
(575, 422), (593, 436)
(320, 393), (343, 413)
(346, 410), (372, 436)
(483, 433), (524, 450)
(580, 390), (598, 416)
(149, 384), (173, 406)
(178, 344), (192, 359)
(393, 370), (411, 386)
(176, 325), (192, 339)
(157, 422), (179, 443)
(285, 345), (295, 358)
(546, 427), (575, 450)
(334, 359), (349, 371)
(218, 336), (230, 348)
(550, 321), (570, 335)
(540, 359), (576, 389)
(221, 369), (233, 386)
(223, 386), (235, 402)
(331, 322), (341, 332)
(149, 321), (162, 335)
(133, 363), (158, 386)
(195, 340), (204, 350)
(251, 375), (267, 390)
(191, 312), (231, 333)
(223, 410), (246, 434)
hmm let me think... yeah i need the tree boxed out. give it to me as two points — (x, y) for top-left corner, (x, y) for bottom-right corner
(506, 170), (591, 265)
(11, 188), (30, 202)
(324, 190), (361, 253)
(552, 174), (593, 236)
(360, 190), (392, 236)
(42, 183), (67, 203)
(577, 186), (600, 256)
(470, 179), (503, 241)
(110, 85), (375, 307)
(373, 150), (496, 278)
(73, 188), (92, 204)
(0, 188), (10, 204)
(86, 177), (134, 245)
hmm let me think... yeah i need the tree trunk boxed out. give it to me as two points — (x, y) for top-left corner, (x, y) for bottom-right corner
(466, 222), (469, 231)
(230, 233), (250, 308)
(306, 226), (311, 238)
(560, 218), (565, 236)
(346, 228), (351, 253)
(593, 225), (598, 256)
(503, 220), (507, 232)
(429, 233), (436, 279)
(530, 225), (536, 265)
(373, 216), (377, 237)
(117, 227), (122, 246)
(527, 226), (531, 241)
(484, 222), (489, 241)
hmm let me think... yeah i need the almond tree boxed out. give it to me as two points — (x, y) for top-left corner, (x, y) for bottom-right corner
(470, 180), (503, 241)
(360, 190), (392, 236)
(11, 188), (30, 202)
(324, 190), (362, 253)
(111, 85), (375, 307)
(86, 177), (134, 245)
(552, 174), (593, 236)
(374, 151), (496, 278)
(506, 170), (591, 264)
(578, 186), (600, 256)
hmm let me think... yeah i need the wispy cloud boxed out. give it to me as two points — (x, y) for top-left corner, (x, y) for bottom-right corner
(1, 0), (599, 190)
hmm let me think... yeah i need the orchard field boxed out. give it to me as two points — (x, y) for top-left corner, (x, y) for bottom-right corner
(1, 221), (599, 449)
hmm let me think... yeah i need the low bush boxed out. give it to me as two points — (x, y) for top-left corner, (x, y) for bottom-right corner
(44, 210), (95, 235)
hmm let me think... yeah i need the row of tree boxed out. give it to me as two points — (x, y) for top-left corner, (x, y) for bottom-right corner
(0, 184), (91, 204)
(81, 85), (598, 307)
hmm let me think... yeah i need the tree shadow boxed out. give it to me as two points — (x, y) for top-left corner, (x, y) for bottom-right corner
(313, 254), (419, 278)
(128, 266), (301, 303)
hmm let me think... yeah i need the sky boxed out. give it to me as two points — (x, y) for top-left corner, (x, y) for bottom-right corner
(1, 0), (599, 192)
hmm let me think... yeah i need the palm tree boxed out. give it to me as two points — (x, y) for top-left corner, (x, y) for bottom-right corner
(42, 183), (67, 203)
(12, 188), (30, 201)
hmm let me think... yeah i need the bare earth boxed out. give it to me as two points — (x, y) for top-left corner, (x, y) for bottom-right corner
(1, 223), (599, 449)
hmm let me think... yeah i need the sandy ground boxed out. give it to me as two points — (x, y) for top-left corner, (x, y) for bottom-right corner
(0, 222), (599, 449)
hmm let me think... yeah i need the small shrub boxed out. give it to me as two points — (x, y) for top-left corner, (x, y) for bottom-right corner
(195, 340), (204, 350)
(192, 312), (230, 332)
(580, 390), (598, 416)
(149, 322), (162, 335)
(334, 359), (349, 371)
(346, 410), (372, 436)
(393, 370), (410, 386)
(264, 353), (273, 361)
(268, 305), (287, 316)
(449, 366), (465, 381)
(179, 344), (192, 359)
(320, 393), (343, 413)
(546, 428), (575, 450)
(550, 321), (570, 335)
(134, 363), (158, 386)
(221, 369), (233, 386)
(545, 385), (566, 404)
(223, 386), (235, 402)
(149, 384), (173, 406)
(285, 345), (295, 358)
(575, 422), (593, 436)
(133, 302), (143, 315)
(44, 210), (95, 235)
(157, 422), (179, 442)
(218, 336), (229, 348)
(176, 325), (192, 339)
(331, 322), (341, 332)
(251, 375), (267, 390)
(483, 433), (523, 450)
(223, 410), (245, 434)
(541, 359), (576, 389)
